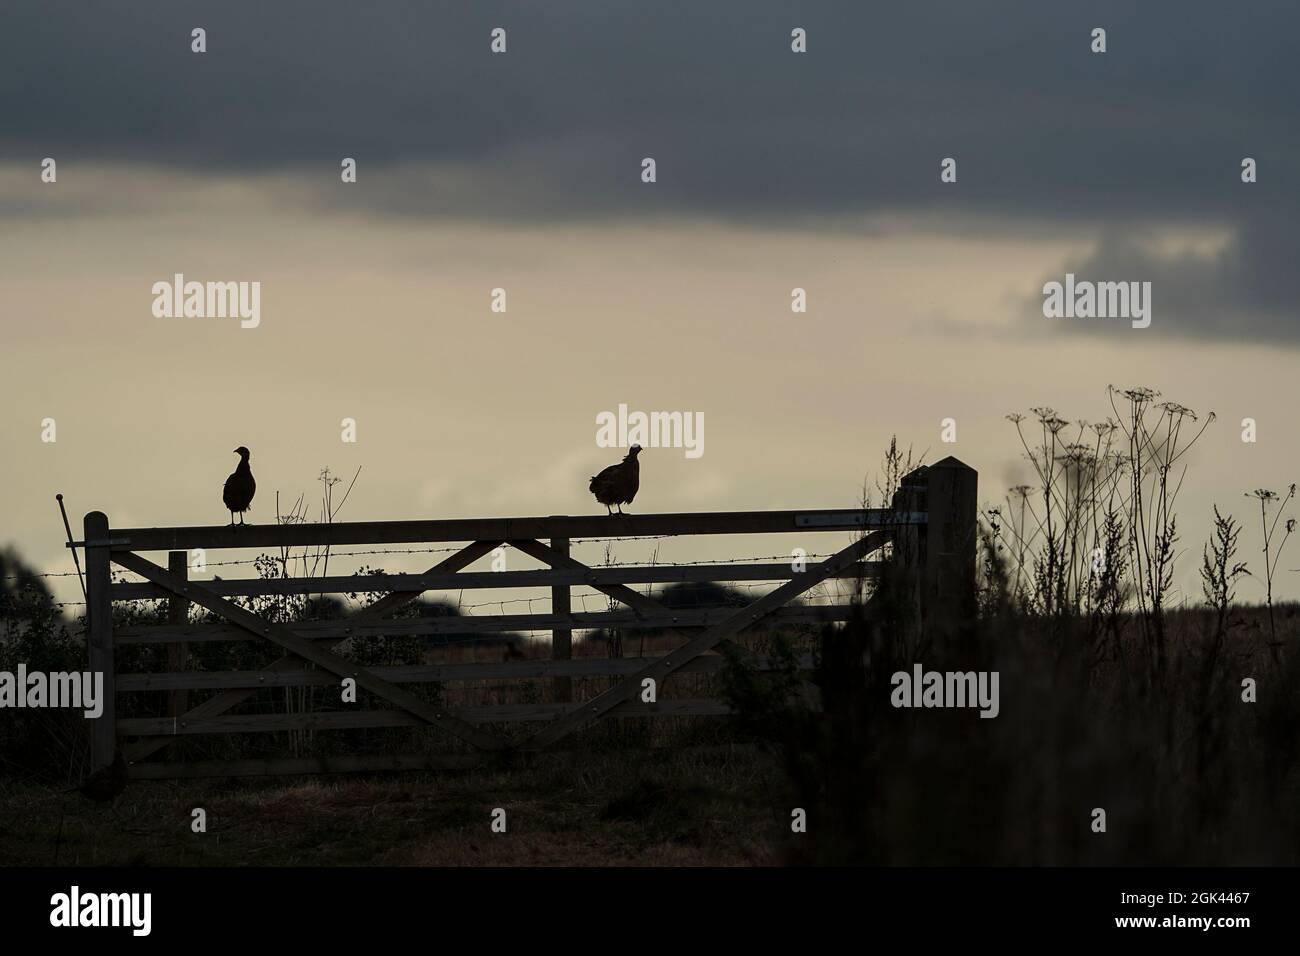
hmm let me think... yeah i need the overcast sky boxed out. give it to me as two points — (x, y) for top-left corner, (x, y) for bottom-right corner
(2, 1), (1297, 607)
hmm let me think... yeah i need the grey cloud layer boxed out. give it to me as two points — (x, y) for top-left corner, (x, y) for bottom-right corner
(1025, 211), (1299, 346)
(5, 1), (1294, 212)
(3, 0), (1297, 340)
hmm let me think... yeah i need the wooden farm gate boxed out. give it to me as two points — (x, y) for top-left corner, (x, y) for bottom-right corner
(76, 458), (976, 779)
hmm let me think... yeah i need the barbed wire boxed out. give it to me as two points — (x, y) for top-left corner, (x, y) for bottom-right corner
(7, 536), (855, 625)
(1, 569), (82, 581)
(31, 548), (844, 587)
(4, 538), (841, 582)
(41, 573), (845, 618)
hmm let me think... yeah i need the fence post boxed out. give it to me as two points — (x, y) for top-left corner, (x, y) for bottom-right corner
(167, 550), (190, 718)
(920, 457), (978, 639)
(550, 536), (572, 703)
(84, 512), (117, 774)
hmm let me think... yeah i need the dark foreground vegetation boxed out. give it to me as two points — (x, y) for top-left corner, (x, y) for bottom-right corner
(2, 599), (1295, 866)
(2, 387), (1297, 865)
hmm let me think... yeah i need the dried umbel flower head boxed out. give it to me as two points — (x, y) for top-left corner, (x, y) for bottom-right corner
(1110, 384), (1160, 404)
(1058, 443), (1098, 467)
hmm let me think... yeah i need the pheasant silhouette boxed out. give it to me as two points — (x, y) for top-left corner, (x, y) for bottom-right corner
(223, 446), (256, 526)
(589, 445), (641, 514)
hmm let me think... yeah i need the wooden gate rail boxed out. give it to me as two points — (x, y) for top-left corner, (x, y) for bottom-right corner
(121, 538), (502, 765)
(85, 509), (926, 553)
(109, 561), (879, 601)
(78, 457), (976, 779)
(113, 605), (859, 645)
(525, 529), (888, 750)
(117, 699), (736, 736)
(112, 550), (508, 752)
(116, 652), (818, 692)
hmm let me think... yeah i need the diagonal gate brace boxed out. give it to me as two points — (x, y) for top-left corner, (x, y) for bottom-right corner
(125, 539), (503, 762)
(510, 537), (760, 663)
(523, 530), (888, 750)
(117, 543), (507, 756)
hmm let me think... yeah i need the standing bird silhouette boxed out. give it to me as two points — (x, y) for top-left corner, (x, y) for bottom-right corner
(223, 446), (256, 526)
(589, 445), (641, 514)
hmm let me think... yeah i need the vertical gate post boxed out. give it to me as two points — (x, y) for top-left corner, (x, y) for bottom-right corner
(892, 465), (927, 636)
(167, 550), (191, 717)
(550, 536), (573, 703)
(920, 457), (978, 639)
(84, 512), (117, 774)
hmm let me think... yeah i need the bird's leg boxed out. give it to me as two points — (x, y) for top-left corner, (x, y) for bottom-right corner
(239, 513), (246, 526)
(606, 504), (613, 515)
(229, 511), (235, 527)
(617, 504), (624, 515)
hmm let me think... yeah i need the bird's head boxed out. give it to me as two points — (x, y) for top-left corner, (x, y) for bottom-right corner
(627, 445), (642, 459)
(233, 446), (251, 460)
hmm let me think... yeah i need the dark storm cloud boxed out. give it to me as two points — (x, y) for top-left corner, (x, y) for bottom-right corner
(4, 0), (1295, 213)
(2, 0), (1297, 339)
(1021, 210), (1300, 346)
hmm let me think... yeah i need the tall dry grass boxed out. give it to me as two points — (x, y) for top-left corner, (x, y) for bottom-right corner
(722, 388), (1299, 864)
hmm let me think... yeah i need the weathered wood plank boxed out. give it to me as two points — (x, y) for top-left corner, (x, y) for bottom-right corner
(84, 512), (116, 774)
(511, 538), (768, 669)
(116, 652), (816, 691)
(122, 540), (502, 764)
(917, 458), (979, 639)
(97, 509), (923, 553)
(118, 698), (735, 735)
(114, 603), (857, 644)
(112, 551), (508, 751)
(166, 550), (190, 718)
(549, 537), (572, 704)
(512, 538), (678, 618)
(127, 753), (486, 779)
(109, 561), (880, 601)
(525, 531), (887, 749)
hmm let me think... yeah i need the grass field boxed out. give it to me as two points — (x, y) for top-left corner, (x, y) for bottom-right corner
(3, 602), (1298, 867)
(1, 743), (781, 866)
